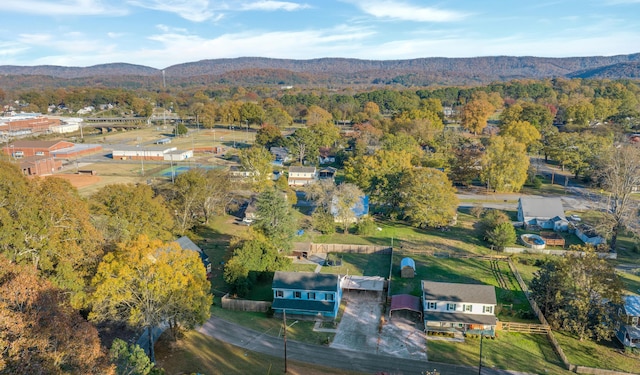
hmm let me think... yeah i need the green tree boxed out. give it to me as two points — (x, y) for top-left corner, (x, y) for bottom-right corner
(564, 100), (595, 127)
(254, 187), (296, 252)
(175, 123), (188, 136)
(530, 248), (622, 341)
(264, 106), (293, 128)
(499, 120), (541, 150)
(90, 236), (212, 362)
(91, 184), (174, 244)
(486, 222), (516, 250)
(255, 123), (284, 148)
(287, 127), (319, 164)
(109, 338), (155, 375)
(239, 146), (274, 192)
(481, 136), (529, 192)
(332, 183), (365, 234)
(312, 206), (337, 234)
(399, 168), (459, 228)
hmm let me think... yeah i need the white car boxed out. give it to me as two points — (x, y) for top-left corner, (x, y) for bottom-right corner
(569, 214), (581, 222)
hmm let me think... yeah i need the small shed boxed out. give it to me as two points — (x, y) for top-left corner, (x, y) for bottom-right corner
(400, 257), (416, 278)
(389, 294), (422, 321)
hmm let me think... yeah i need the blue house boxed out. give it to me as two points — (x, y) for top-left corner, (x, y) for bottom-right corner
(271, 271), (342, 319)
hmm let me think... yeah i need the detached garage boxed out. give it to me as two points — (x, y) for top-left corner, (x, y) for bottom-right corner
(390, 294), (422, 321)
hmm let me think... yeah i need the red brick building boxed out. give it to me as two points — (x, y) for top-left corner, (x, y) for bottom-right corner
(2, 140), (102, 159)
(18, 156), (62, 176)
(1, 117), (61, 134)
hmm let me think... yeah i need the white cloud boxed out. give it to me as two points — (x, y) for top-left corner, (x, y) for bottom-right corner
(4, 0), (126, 16)
(127, 0), (215, 22)
(347, 0), (467, 22)
(240, 1), (311, 11)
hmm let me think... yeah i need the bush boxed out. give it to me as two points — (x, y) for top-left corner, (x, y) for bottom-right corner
(356, 217), (376, 236)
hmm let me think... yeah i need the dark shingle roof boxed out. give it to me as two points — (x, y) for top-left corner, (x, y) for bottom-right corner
(272, 271), (339, 292)
(272, 298), (335, 313)
(422, 281), (496, 305)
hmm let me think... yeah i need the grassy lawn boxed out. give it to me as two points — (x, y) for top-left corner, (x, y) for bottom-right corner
(155, 330), (364, 375)
(554, 331), (640, 373)
(427, 332), (571, 375)
(390, 254), (536, 323)
(619, 271), (640, 295)
(319, 252), (391, 277)
(209, 296), (341, 346)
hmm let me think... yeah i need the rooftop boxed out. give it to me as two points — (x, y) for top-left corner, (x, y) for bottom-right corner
(272, 271), (339, 292)
(422, 281), (497, 305)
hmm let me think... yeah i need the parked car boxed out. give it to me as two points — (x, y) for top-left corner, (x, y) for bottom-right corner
(569, 214), (582, 222)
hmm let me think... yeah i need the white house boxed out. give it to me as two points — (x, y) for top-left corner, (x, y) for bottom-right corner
(422, 281), (497, 335)
(287, 166), (317, 186)
(517, 197), (569, 231)
(271, 271), (342, 319)
(616, 295), (640, 349)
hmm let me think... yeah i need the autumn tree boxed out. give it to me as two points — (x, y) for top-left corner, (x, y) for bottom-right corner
(481, 136), (529, 192)
(460, 99), (495, 135)
(239, 146), (274, 192)
(305, 104), (333, 127)
(90, 236), (212, 362)
(596, 144), (640, 250)
(398, 168), (459, 228)
(91, 184), (174, 244)
(448, 144), (483, 186)
(499, 120), (541, 150)
(0, 256), (112, 375)
(255, 123), (284, 148)
(0, 165), (103, 307)
(530, 248), (622, 341)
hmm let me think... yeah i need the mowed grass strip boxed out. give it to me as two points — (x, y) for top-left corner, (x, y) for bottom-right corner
(320, 252), (391, 277)
(427, 332), (571, 375)
(554, 331), (640, 373)
(155, 329), (363, 375)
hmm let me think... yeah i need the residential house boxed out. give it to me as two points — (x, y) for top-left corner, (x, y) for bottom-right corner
(517, 197), (569, 231)
(573, 224), (606, 246)
(616, 295), (640, 349)
(270, 147), (291, 163)
(287, 166), (317, 186)
(272, 271), (342, 319)
(174, 236), (211, 278)
(318, 147), (336, 164)
(422, 281), (497, 335)
(319, 166), (337, 181)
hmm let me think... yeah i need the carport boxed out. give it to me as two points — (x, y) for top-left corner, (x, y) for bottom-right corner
(341, 275), (386, 301)
(389, 294), (422, 320)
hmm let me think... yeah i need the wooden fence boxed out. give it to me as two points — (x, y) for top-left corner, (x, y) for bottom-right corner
(574, 366), (639, 375)
(221, 294), (271, 312)
(307, 243), (391, 254)
(499, 322), (549, 334)
(507, 259), (573, 370)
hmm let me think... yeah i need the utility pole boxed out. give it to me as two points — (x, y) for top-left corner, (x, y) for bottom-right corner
(283, 310), (288, 374)
(478, 333), (484, 375)
(170, 153), (175, 183)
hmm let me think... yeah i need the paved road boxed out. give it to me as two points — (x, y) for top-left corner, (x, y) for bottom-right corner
(198, 316), (534, 375)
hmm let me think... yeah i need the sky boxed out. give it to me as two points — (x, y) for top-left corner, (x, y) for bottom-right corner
(1, 0), (640, 69)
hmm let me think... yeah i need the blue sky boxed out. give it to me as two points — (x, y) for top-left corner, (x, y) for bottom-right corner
(1, 0), (639, 68)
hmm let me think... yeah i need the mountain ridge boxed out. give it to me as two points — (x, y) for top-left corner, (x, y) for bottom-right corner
(1, 54), (639, 88)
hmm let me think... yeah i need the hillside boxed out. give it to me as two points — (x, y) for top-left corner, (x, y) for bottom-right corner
(1, 54), (639, 89)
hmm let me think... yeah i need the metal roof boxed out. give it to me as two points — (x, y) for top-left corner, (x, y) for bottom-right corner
(401, 257), (416, 270)
(390, 294), (421, 314)
(624, 295), (640, 316)
(518, 197), (566, 221)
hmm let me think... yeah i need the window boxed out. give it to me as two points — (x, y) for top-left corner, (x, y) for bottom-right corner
(275, 290), (283, 298)
(483, 305), (493, 314)
(325, 293), (334, 301)
(447, 303), (456, 311)
(294, 291), (301, 299)
(308, 292), (316, 300)
(35, 151), (44, 156)
(463, 304), (472, 312)
(427, 302), (437, 309)
(633, 317), (639, 325)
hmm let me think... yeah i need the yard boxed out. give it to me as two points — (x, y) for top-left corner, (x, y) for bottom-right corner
(554, 331), (640, 373)
(427, 332), (570, 375)
(154, 330), (363, 375)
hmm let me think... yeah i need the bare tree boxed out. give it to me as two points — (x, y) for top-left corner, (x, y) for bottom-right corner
(597, 144), (640, 251)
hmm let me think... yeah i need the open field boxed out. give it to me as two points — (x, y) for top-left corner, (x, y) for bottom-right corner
(427, 332), (570, 375)
(154, 330), (363, 375)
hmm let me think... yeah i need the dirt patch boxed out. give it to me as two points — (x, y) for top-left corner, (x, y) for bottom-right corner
(48, 173), (101, 188)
